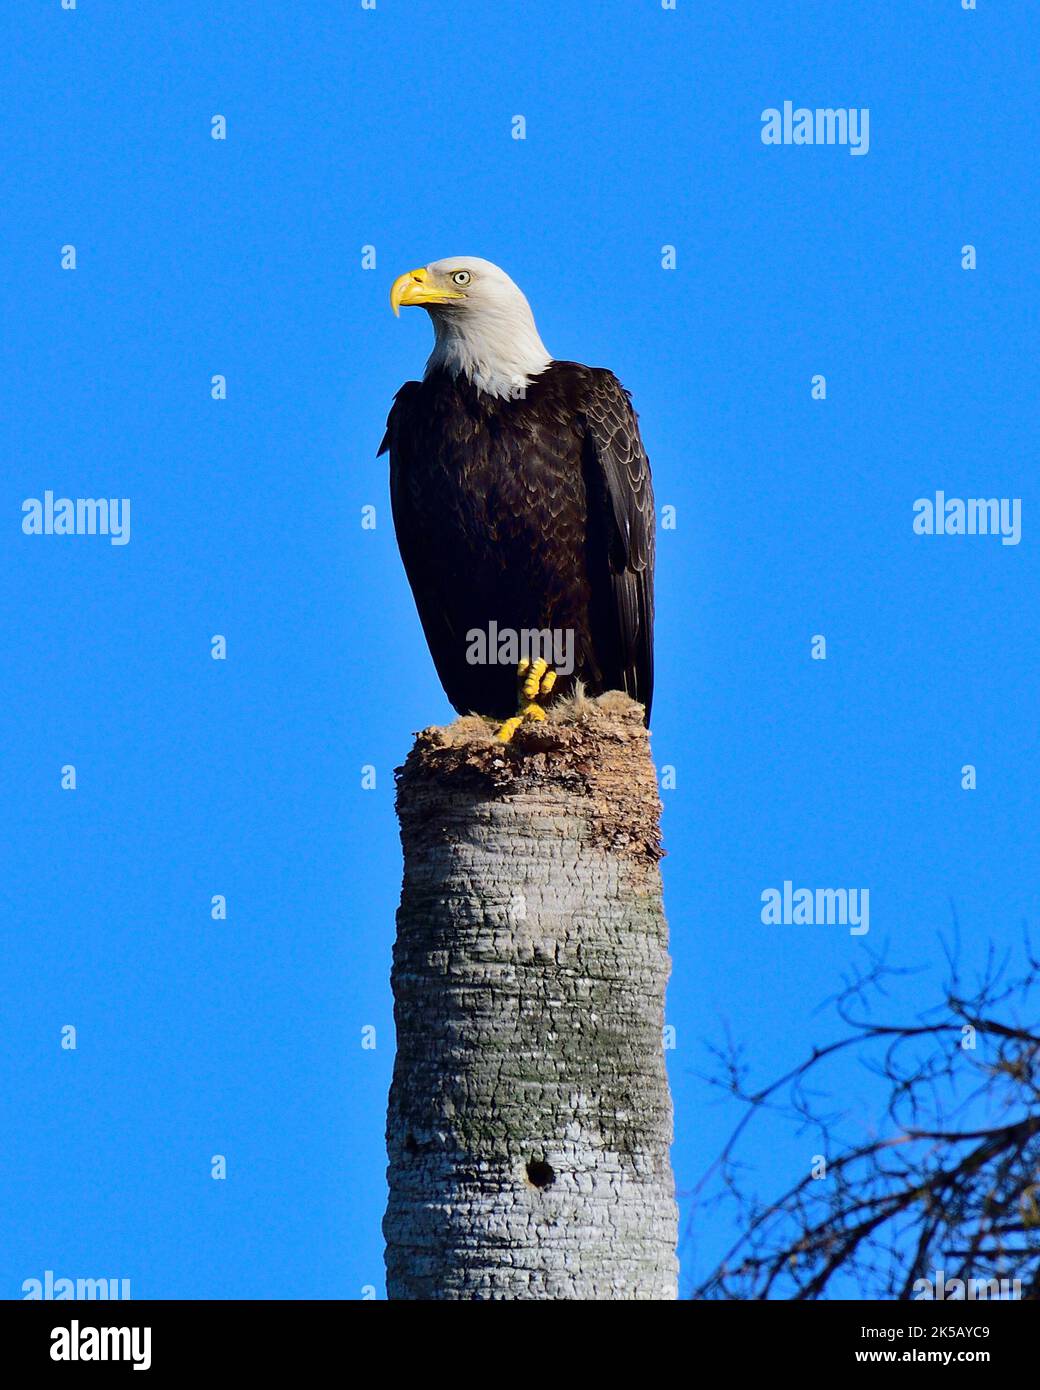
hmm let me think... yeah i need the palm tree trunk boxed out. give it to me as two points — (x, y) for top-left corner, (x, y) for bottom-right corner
(383, 693), (677, 1300)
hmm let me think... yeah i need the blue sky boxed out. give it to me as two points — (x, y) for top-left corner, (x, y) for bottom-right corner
(2, 1), (1036, 1299)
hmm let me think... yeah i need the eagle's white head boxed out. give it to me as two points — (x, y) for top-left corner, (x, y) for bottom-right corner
(390, 256), (553, 400)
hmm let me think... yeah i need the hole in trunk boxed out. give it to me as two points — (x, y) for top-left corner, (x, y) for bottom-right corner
(526, 1158), (555, 1189)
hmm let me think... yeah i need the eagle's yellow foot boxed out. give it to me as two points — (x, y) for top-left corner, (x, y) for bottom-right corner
(520, 657), (547, 701)
(496, 660), (558, 741)
(518, 657), (557, 701)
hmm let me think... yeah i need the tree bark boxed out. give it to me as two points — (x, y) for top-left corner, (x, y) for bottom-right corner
(383, 692), (677, 1300)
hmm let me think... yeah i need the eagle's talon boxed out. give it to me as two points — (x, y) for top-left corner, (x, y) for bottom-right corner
(521, 658), (548, 701)
(496, 704), (548, 743)
(497, 663), (555, 741)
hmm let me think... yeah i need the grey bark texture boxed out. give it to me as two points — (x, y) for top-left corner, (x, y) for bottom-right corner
(383, 691), (678, 1300)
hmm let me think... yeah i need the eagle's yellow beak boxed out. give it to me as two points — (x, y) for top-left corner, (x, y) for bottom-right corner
(390, 267), (466, 317)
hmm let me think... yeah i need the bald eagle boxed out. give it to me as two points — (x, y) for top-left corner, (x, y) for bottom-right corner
(380, 257), (654, 738)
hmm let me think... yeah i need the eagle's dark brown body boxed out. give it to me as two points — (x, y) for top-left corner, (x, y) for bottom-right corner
(380, 362), (655, 722)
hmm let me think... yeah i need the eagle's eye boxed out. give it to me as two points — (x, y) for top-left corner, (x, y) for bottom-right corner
(451, 271), (471, 287)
